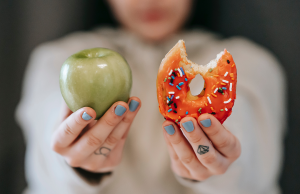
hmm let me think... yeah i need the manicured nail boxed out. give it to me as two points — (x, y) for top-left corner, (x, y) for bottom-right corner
(82, 112), (92, 120)
(164, 125), (175, 135)
(182, 121), (194, 132)
(129, 100), (139, 112)
(200, 119), (211, 127)
(115, 105), (126, 116)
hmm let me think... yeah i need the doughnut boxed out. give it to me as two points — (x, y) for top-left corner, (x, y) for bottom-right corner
(156, 40), (237, 124)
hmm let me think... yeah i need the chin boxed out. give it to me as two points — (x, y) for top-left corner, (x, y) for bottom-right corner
(136, 24), (180, 42)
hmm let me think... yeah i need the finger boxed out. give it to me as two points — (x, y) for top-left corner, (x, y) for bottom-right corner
(92, 97), (141, 157)
(197, 114), (241, 160)
(80, 139), (127, 172)
(162, 128), (191, 179)
(51, 107), (96, 151)
(162, 121), (210, 180)
(180, 117), (229, 175)
(68, 101), (129, 160)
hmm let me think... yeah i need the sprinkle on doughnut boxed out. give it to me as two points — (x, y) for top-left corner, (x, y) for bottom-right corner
(176, 85), (181, 90)
(214, 88), (218, 93)
(186, 111), (188, 115)
(222, 80), (229, 83)
(175, 96), (180, 99)
(169, 83), (174, 86)
(230, 73), (234, 77)
(230, 83), (232, 91)
(174, 103), (177, 108)
(222, 87), (227, 90)
(168, 108), (173, 112)
(221, 83), (227, 86)
(185, 78), (188, 81)
(225, 108), (228, 111)
(220, 109), (224, 111)
(209, 68), (213, 72)
(224, 98), (232, 104)
(178, 82), (184, 86)
(198, 108), (202, 113)
(178, 68), (183, 77)
(164, 78), (167, 82)
(224, 72), (228, 77)
(168, 70), (173, 75)
(180, 67), (185, 75)
(214, 75), (219, 77)
(207, 96), (212, 104)
(232, 63), (235, 67)
(171, 76), (175, 80)
(169, 91), (175, 94)
(211, 93), (217, 98)
(205, 102), (208, 106)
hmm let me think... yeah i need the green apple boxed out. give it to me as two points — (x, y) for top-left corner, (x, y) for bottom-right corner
(60, 48), (132, 119)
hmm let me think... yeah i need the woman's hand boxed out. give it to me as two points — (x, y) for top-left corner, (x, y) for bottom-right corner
(51, 97), (141, 173)
(162, 114), (241, 181)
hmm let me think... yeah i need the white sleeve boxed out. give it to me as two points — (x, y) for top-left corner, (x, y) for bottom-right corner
(176, 39), (286, 194)
(15, 43), (114, 194)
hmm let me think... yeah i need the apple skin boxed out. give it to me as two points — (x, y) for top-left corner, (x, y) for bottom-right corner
(60, 48), (132, 119)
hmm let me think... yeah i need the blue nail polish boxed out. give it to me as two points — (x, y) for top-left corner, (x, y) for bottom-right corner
(115, 105), (126, 116)
(182, 121), (194, 132)
(82, 112), (92, 120)
(129, 100), (139, 112)
(164, 125), (175, 135)
(200, 119), (211, 127)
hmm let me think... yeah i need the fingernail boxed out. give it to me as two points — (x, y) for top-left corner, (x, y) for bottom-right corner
(164, 125), (175, 135)
(82, 112), (92, 120)
(182, 121), (194, 132)
(200, 119), (211, 127)
(129, 100), (139, 112)
(115, 105), (126, 116)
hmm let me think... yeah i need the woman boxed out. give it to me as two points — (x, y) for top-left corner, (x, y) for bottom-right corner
(16, 0), (286, 193)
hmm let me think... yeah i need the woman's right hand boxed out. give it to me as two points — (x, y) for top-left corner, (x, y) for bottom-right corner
(51, 97), (141, 173)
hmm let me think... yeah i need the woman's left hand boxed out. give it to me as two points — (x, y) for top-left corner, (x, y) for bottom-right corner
(162, 113), (241, 181)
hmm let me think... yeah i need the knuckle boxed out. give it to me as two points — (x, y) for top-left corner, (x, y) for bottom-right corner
(74, 116), (84, 126)
(201, 153), (217, 165)
(122, 116), (132, 124)
(104, 117), (118, 127)
(171, 137), (182, 145)
(64, 123), (74, 136)
(105, 135), (119, 146)
(217, 136), (231, 149)
(214, 165), (228, 175)
(172, 153), (179, 161)
(87, 134), (103, 147)
(230, 139), (241, 160)
(180, 155), (194, 164)
(196, 173), (210, 181)
(207, 128), (221, 137)
(51, 142), (62, 153)
(67, 158), (81, 167)
(189, 134), (204, 144)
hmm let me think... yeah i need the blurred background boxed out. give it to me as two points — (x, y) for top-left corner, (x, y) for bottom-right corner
(0, 0), (299, 193)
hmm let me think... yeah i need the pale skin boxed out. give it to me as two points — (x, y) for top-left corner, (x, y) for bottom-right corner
(52, 0), (241, 181)
(51, 97), (141, 172)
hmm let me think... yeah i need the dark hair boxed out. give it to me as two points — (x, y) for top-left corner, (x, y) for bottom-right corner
(84, 0), (216, 31)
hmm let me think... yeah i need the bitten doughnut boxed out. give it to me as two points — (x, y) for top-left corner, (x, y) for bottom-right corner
(156, 40), (237, 124)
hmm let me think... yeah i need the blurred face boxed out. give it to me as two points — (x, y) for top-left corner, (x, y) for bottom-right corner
(108, 0), (192, 42)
